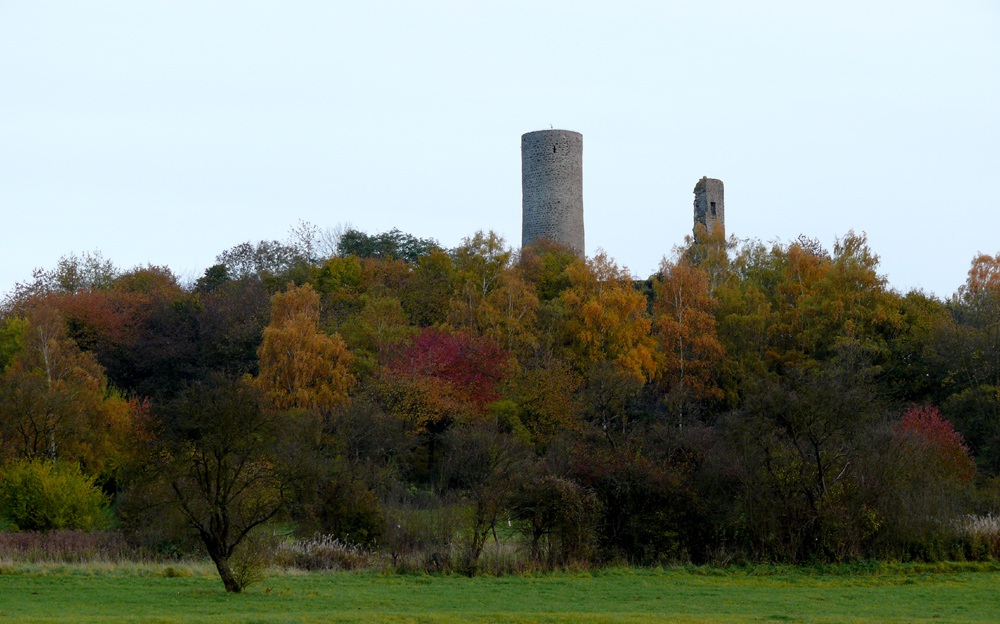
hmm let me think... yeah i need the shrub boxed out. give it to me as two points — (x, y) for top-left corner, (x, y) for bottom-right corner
(379, 499), (465, 572)
(0, 460), (108, 531)
(295, 477), (385, 546)
(570, 448), (699, 564)
(512, 474), (600, 566)
(228, 527), (279, 589)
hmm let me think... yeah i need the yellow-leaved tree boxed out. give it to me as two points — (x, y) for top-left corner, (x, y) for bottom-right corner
(653, 258), (726, 424)
(253, 283), (353, 414)
(560, 252), (657, 383)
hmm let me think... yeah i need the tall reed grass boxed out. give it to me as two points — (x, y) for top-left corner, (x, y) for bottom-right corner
(273, 534), (378, 571)
(0, 530), (149, 563)
(955, 514), (1000, 539)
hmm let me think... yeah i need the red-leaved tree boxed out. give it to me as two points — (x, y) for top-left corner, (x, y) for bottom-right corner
(387, 328), (514, 417)
(896, 405), (976, 483)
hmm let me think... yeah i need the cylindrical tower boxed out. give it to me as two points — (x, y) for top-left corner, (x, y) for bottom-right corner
(521, 129), (585, 257)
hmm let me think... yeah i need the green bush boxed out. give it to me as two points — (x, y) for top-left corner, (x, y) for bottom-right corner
(0, 460), (108, 531)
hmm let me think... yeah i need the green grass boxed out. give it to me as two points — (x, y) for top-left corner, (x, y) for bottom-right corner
(1, 563), (999, 623)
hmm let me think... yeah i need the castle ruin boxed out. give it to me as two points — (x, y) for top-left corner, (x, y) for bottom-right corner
(693, 176), (725, 240)
(520, 129), (723, 255)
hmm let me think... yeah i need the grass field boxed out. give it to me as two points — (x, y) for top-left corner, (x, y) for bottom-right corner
(1, 562), (998, 623)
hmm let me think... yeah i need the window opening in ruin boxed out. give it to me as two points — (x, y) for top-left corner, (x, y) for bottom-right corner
(710, 202), (717, 216)
(553, 146), (557, 153)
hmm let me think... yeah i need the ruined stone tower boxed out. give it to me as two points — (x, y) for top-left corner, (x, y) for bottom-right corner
(521, 129), (585, 257)
(693, 176), (724, 239)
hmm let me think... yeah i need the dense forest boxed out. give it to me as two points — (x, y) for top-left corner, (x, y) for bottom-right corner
(1, 222), (998, 590)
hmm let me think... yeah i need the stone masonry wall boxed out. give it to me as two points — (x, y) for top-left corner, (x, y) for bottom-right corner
(693, 176), (725, 239)
(521, 130), (585, 257)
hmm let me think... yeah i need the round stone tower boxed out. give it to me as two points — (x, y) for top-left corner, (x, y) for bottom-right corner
(521, 129), (585, 257)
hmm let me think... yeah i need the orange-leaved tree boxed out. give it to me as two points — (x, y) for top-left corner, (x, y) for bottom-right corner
(559, 252), (657, 384)
(653, 258), (725, 423)
(0, 307), (139, 477)
(253, 283), (353, 414)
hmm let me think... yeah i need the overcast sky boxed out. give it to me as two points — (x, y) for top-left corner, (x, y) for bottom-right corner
(2, 1), (998, 299)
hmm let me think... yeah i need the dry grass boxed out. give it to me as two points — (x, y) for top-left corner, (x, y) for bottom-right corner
(956, 513), (1000, 538)
(273, 534), (379, 571)
(0, 559), (218, 576)
(0, 530), (149, 563)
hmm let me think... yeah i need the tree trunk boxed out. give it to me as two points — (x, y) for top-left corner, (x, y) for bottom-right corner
(202, 535), (242, 593)
(209, 552), (242, 593)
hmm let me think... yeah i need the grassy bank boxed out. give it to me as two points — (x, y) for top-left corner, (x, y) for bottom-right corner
(2, 563), (999, 623)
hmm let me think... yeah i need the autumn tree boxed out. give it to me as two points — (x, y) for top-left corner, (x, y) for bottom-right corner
(559, 252), (657, 383)
(705, 233), (901, 410)
(762, 232), (899, 369)
(371, 328), (515, 472)
(864, 405), (977, 553)
(253, 283), (353, 414)
(653, 259), (725, 425)
(684, 222), (737, 295)
(0, 309), (113, 464)
(386, 328), (514, 419)
(896, 405), (976, 483)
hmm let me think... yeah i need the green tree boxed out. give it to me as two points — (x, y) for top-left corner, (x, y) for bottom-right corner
(336, 227), (439, 263)
(0, 317), (28, 372)
(157, 377), (287, 593)
(339, 294), (414, 376)
(518, 239), (577, 302)
(724, 346), (882, 560)
(936, 252), (1000, 473)
(449, 231), (514, 327)
(0, 459), (108, 531)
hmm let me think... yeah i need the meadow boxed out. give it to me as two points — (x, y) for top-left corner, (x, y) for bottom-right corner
(2, 562), (999, 624)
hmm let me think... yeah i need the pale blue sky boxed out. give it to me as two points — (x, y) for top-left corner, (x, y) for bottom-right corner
(2, 1), (998, 298)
